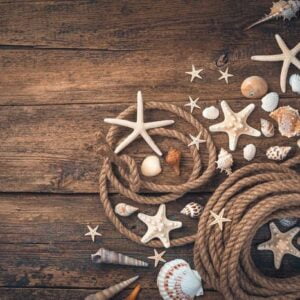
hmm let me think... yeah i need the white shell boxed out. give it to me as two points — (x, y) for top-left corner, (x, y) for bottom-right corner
(141, 155), (162, 177)
(261, 92), (279, 112)
(260, 118), (275, 137)
(202, 106), (219, 120)
(243, 144), (256, 161)
(278, 217), (298, 228)
(216, 148), (233, 175)
(114, 203), (139, 217)
(157, 259), (203, 300)
(297, 139), (300, 148)
(266, 146), (292, 161)
(289, 74), (300, 94)
(180, 202), (203, 218)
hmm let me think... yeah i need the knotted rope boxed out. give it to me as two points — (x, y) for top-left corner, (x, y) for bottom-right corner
(194, 156), (300, 299)
(98, 101), (216, 248)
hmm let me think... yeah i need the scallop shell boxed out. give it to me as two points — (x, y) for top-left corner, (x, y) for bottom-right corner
(243, 144), (256, 161)
(157, 259), (203, 300)
(115, 203), (139, 217)
(216, 148), (233, 175)
(202, 106), (220, 120)
(261, 92), (279, 112)
(180, 202), (203, 218)
(165, 147), (181, 176)
(241, 76), (268, 99)
(141, 155), (162, 177)
(270, 106), (300, 138)
(260, 119), (275, 137)
(289, 74), (300, 94)
(266, 146), (292, 161)
(278, 217), (298, 228)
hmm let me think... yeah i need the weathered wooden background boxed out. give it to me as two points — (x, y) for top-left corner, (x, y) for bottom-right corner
(0, 0), (299, 299)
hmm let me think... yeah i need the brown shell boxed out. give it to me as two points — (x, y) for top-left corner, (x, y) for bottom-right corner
(241, 76), (268, 99)
(165, 147), (182, 176)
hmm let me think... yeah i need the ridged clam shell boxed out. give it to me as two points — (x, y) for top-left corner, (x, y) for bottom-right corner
(141, 155), (162, 177)
(243, 144), (256, 161)
(180, 202), (203, 218)
(278, 217), (298, 228)
(202, 106), (219, 120)
(266, 146), (291, 161)
(261, 92), (279, 112)
(289, 74), (300, 94)
(157, 259), (203, 300)
(216, 148), (233, 175)
(260, 119), (275, 137)
(115, 203), (139, 217)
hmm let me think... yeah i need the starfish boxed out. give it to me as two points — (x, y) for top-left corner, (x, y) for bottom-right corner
(186, 65), (204, 82)
(218, 67), (234, 84)
(148, 249), (166, 267)
(188, 132), (206, 150)
(257, 222), (300, 269)
(104, 91), (174, 156)
(209, 208), (231, 231)
(184, 96), (200, 113)
(209, 100), (261, 151)
(137, 204), (182, 248)
(85, 225), (102, 242)
(251, 34), (300, 93)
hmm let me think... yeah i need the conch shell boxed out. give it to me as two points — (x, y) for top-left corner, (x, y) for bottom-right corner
(85, 275), (139, 300)
(165, 147), (181, 176)
(115, 203), (139, 217)
(125, 284), (141, 300)
(266, 146), (292, 161)
(180, 202), (203, 218)
(270, 106), (300, 138)
(91, 248), (148, 267)
(216, 148), (233, 175)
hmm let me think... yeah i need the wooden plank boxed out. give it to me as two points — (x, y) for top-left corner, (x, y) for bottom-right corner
(0, 99), (299, 193)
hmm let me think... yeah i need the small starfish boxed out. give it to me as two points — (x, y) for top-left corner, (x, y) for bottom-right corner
(257, 222), (300, 269)
(186, 65), (204, 82)
(209, 100), (261, 151)
(148, 249), (166, 267)
(184, 96), (200, 113)
(209, 209), (231, 231)
(137, 204), (182, 248)
(252, 34), (300, 93)
(218, 67), (234, 84)
(104, 91), (174, 156)
(85, 225), (102, 242)
(188, 132), (206, 150)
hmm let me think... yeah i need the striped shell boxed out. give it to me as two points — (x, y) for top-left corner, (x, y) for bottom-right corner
(180, 202), (203, 218)
(266, 146), (291, 161)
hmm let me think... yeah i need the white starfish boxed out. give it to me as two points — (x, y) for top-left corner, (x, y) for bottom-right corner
(209, 100), (261, 151)
(252, 34), (300, 93)
(188, 132), (206, 150)
(209, 209), (231, 231)
(184, 96), (200, 113)
(85, 225), (102, 242)
(186, 65), (204, 82)
(137, 204), (182, 248)
(218, 67), (234, 84)
(148, 249), (166, 267)
(104, 91), (174, 156)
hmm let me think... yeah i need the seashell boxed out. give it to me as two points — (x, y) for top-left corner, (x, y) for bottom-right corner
(241, 76), (268, 99)
(266, 146), (292, 161)
(125, 284), (141, 300)
(289, 73), (300, 94)
(261, 92), (279, 112)
(141, 155), (162, 177)
(297, 139), (300, 148)
(85, 276), (139, 300)
(270, 106), (300, 138)
(216, 148), (233, 175)
(243, 144), (256, 161)
(278, 217), (298, 228)
(180, 202), (203, 218)
(157, 259), (203, 300)
(260, 119), (275, 137)
(202, 106), (220, 120)
(91, 248), (148, 267)
(114, 203), (139, 217)
(165, 147), (181, 176)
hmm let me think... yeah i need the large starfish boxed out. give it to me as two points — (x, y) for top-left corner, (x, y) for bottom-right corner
(137, 204), (182, 248)
(252, 34), (300, 93)
(257, 222), (300, 269)
(104, 91), (174, 156)
(209, 101), (261, 151)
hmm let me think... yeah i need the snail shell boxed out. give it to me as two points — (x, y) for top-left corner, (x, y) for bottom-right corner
(180, 202), (203, 218)
(115, 203), (139, 217)
(266, 146), (292, 161)
(241, 76), (268, 99)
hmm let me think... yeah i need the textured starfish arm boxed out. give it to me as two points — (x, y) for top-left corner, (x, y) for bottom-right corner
(114, 130), (140, 154)
(238, 103), (255, 119)
(104, 118), (136, 129)
(280, 59), (290, 93)
(140, 230), (156, 244)
(275, 34), (290, 54)
(220, 100), (235, 116)
(166, 220), (182, 229)
(245, 126), (261, 137)
(144, 120), (174, 130)
(141, 131), (162, 156)
(251, 54), (284, 62)
(228, 133), (239, 151)
(209, 122), (226, 133)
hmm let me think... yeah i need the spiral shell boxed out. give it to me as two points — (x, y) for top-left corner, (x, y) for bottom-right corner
(216, 148), (233, 175)
(266, 146), (291, 161)
(180, 202), (203, 218)
(260, 119), (275, 137)
(157, 259), (203, 300)
(115, 203), (139, 217)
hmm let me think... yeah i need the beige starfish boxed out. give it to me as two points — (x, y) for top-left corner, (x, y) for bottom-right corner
(85, 225), (102, 242)
(188, 132), (206, 150)
(209, 209), (231, 231)
(137, 204), (182, 248)
(218, 67), (234, 84)
(252, 34), (300, 93)
(257, 222), (300, 269)
(148, 249), (166, 267)
(186, 65), (204, 82)
(184, 96), (200, 113)
(209, 100), (261, 151)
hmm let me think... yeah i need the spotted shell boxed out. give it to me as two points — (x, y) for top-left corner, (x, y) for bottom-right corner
(266, 146), (291, 161)
(216, 148), (233, 175)
(180, 202), (203, 218)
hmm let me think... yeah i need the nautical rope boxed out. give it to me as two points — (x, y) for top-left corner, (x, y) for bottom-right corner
(97, 101), (217, 248)
(194, 156), (300, 299)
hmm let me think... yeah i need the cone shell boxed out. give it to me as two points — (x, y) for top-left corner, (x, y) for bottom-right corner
(216, 148), (233, 175)
(165, 147), (181, 176)
(125, 284), (141, 300)
(115, 203), (139, 217)
(270, 106), (300, 138)
(91, 248), (148, 267)
(260, 119), (275, 137)
(266, 146), (291, 161)
(180, 202), (203, 218)
(157, 259), (203, 300)
(241, 76), (268, 99)
(85, 276), (139, 300)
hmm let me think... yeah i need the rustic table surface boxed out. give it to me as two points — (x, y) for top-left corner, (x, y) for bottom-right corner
(0, 0), (300, 299)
